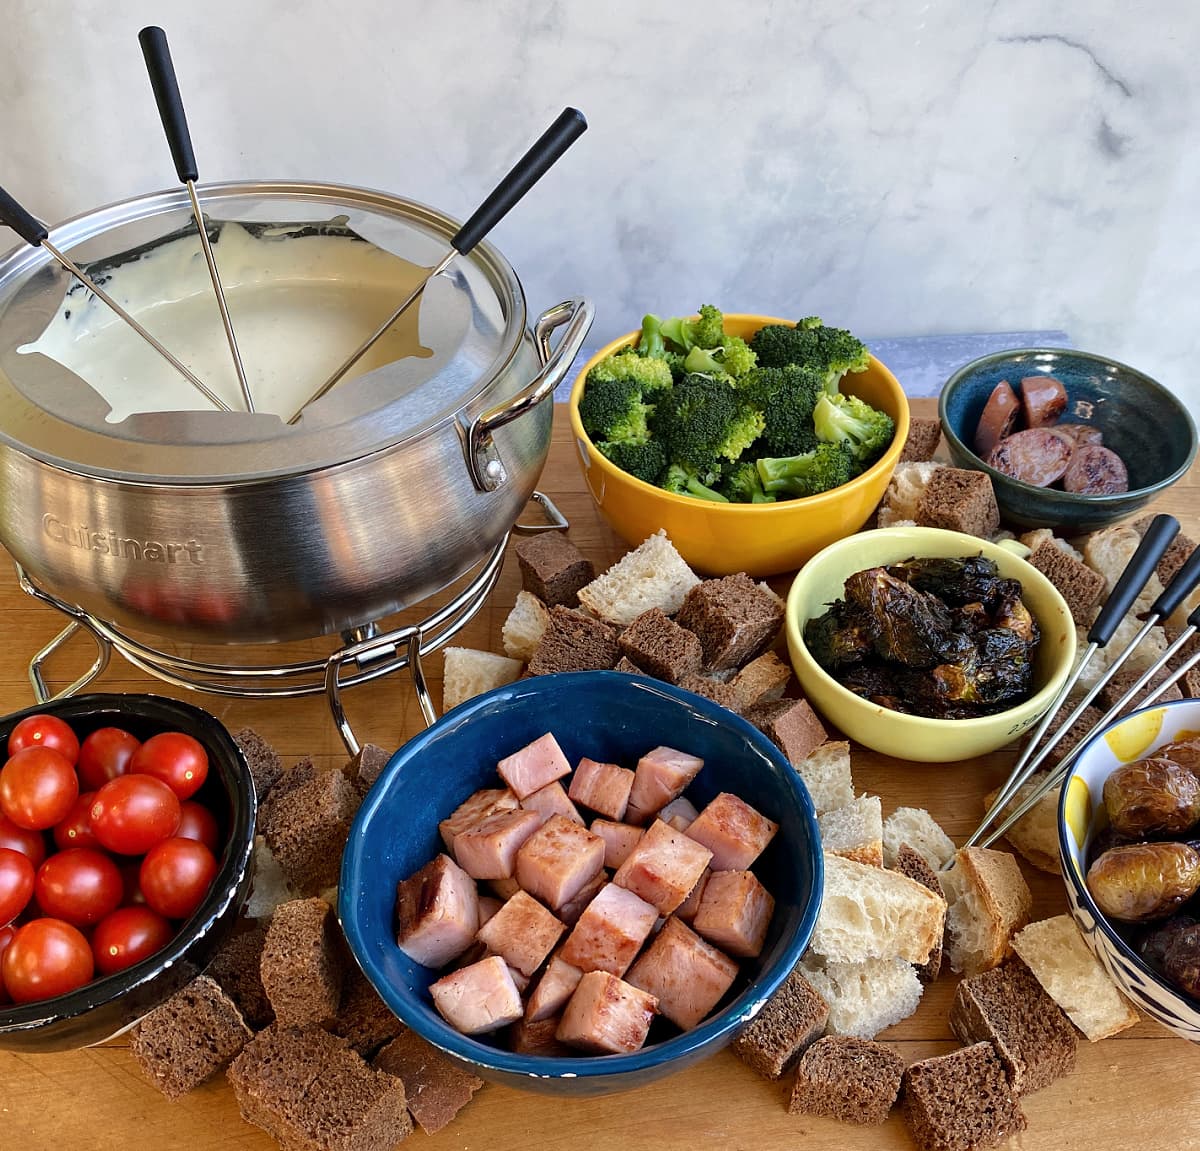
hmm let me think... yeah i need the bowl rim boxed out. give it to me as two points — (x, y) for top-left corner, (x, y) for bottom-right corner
(786, 525), (1077, 732)
(0, 692), (255, 1033)
(938, 346), (1199, 506)
(1056, 696), (1200, 1010)
(567, 314), (910, 517)
(338, 669), (824, 1082)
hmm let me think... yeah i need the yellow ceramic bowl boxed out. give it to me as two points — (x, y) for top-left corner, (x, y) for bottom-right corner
(567, 316), (910, 576)
(785, 526), (1077, 763)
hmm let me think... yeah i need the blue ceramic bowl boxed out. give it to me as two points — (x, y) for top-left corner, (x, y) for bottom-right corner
(0, 694), (256, 1052)
(339, 671), (823, 1097)
(940, 348), (1197, 532)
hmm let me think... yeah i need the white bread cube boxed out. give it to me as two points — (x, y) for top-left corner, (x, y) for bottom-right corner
(794, 741), (854, 814)
(441, 648), (523, 713)
(941, 847), (1032, 976)
(881, 807), (956, 871)
(877, 462), (941, 526)
(502, 591), (550, 662)
(1084, 524), (1165, 618)
(818, 796), (883, 867)
(799, 954), (923, 1040)
(983, 776), (1061, 875)
(576, 530), (700, 626)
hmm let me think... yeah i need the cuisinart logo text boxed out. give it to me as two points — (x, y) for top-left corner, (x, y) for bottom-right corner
(42, 515), (204, 565)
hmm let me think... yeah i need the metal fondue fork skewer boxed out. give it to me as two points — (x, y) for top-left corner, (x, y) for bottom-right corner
(0, 183), (232, 412)
(287, 106), (589, 425)
(139, 26), (255, 414)
(952, 514), (1180, 863)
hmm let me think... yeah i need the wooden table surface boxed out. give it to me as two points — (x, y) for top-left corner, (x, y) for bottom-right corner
(2, 400), (1199, 1151)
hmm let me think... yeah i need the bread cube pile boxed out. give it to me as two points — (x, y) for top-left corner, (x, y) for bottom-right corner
(127, 731), (486, 1149)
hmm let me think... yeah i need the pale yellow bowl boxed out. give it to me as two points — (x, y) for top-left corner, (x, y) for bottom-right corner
(567, 315), (910, 576)
(785, 526), (1077, 763)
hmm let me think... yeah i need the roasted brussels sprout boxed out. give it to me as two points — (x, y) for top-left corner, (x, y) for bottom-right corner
(885, 554), (1003, 607)
(1103, 757), (1200, 838)
(844, 567), (970, 669)
(1137, 914), (1197, 971)
(1087, 842), (1200, 922)
(1163, 920), (1200, 998)
(804, 605), (877, 669)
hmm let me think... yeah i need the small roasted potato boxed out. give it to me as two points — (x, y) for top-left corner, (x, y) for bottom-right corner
(1163, 920), (1200, 999)
(1086, 841), (1200, 922)
(1157, 740), (1200, 778)
(1103, 757), (1200, 838)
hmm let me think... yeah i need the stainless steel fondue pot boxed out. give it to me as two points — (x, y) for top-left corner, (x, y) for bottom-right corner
(0, 181), (593, 643)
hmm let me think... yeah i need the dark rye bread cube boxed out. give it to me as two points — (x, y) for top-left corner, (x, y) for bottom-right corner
(348, 743), (391, 799)
(1165, 623), (1200, 675)
(257, 756), (319, 831)
(675, 573), (785, 672)
(1028, 540), (1106, 625)
(745, 697), (828, 766)
(374, 1029), (485, 1135)
(903, 1043), (1027, 1151)
(233, 727), (284, 803)
(730, 966), (829, 1079)
(617, 607), (703, 684)
(890, 844), (944, 983)
(678, 673), (744, 713)
(207, 921), (274, 1028)
(527, 605), (620, 676)
(898, 416), (942, 463)
(1100, 660), (1183, 714)
(514, 531), (595, 608)
(788, 1036), (904, 1125)
(262, 767), (360, 895)
(130, 975), (253, 1100)
(261, 899), (345, 1027)
(330, 966), (404, 1057)
(949, 957), (1077, 1095)
(614, 655), (650, 676)
(1134, 514), (1197, 587)
(228, 1024), (412, 1151)
(915, 467), (1000, 539)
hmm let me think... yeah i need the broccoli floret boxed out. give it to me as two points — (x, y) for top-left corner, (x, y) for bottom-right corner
(652, 373), (766, 475)
(587, 350), (673, 396)
(663, 463), (730, 502)
(637, 314), (667, 358)
(741, 364), (824, 457)
(598, 439), (667, 485)
(718, 335), (757, 378)
(682, 345), (734, 382)
(749, 318), (870, 391)
(578, 376), (652, 444)
(720, 460), (777, 503)
(659, 303), (725, 353)
(756, 442), (853, 498)
(812, 392), (896, 474)
(683, 338), (756, 381)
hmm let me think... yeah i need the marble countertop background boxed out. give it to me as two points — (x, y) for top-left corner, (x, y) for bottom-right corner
(2, 0), (1196, 412)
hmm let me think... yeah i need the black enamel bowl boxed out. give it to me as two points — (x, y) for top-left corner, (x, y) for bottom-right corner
(0, 694), (255, 1052)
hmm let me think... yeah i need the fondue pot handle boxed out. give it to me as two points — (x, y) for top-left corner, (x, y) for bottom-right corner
(467, 297), (595, 491)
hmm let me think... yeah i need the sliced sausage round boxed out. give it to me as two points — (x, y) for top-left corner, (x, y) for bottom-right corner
(1049, 422), (1103, 447)
(974, 380), (1021, 458)
(1063, 444), (1129, 494)
(987, 429), (1072, 487)
(1020, 375), (1068, 428)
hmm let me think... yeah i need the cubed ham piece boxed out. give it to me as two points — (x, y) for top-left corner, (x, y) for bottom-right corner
(684, 792), (778, 871)
(591, 820), (644, 870)
(506, 964), (531, 994)
(475, 890), (565, 977)
(497, 732), (572, 799)
(556, 971), (659, 1054)
(559, 883), (658, 977)
(625, 916), (739, 1030)
(659, 796), (699, 832)
(568, 757), (635, 821)
(516, 815), (606, 910)
(508, 1015), (571, 1056)
(489, 876), (521, 900)
(453, 808), (546, 880)
(626, 746), (704, 825)
(438, 788), (519, 854)
(477, 896), (503, 926)
(675, 868), (710, 923)
(557, 868), (609, 927)
(691, 869), (775, 958)
(521, 780), (584, 825)
(396, 854), (480, 968)
(525, 955), (584, 1021)
(612, 819), (712, 916)
(429, 955), (523, 1035)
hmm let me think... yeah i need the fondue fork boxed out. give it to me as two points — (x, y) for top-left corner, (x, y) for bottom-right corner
(0, 183), (232, 412)
(139, 26), (255, 413)
(953, 513), (1179, 861)
(287, 106), (589, 424)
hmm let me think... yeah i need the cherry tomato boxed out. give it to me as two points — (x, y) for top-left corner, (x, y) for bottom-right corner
(0, 922), (14, 1002)
(139, 837), (217, 920)
(1, 917), (93, 1003)
(175, 801), (220, 854)
(0, 747), (79, 831)
(76, 727), (140, 791)
(52, 791), (99, 852)
(117, 860), (147, 907)
(35, 848), (123, 927)
(0, 848), (35, 926)
(7, 714), (80, 764)
(91, 905), (173, 976)
(130, 732), (209, 801)
(0, 813), (46, 867)
(89, 775), (181, 855)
